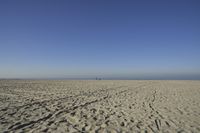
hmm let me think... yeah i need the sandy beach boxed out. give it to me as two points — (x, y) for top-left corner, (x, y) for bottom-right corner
(0, 80), (200, 132)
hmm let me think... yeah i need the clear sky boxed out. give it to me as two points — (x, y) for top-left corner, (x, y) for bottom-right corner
(0, 0), (200, 79)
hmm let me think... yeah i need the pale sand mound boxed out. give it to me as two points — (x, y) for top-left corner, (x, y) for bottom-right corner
(0, 80), (200, 132)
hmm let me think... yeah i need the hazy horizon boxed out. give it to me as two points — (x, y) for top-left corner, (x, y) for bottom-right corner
(0, 0), (200, 79)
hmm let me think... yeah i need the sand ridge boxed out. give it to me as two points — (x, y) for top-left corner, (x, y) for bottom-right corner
(0, 80), (200, 132)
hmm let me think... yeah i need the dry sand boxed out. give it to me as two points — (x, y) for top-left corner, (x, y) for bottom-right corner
(0, 80), (200, 132)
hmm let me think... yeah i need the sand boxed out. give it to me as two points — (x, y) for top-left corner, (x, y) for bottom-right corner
(0, 80), (200, 132)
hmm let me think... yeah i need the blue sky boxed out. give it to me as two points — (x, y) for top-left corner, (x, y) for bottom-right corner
(0, 0), (200, 79)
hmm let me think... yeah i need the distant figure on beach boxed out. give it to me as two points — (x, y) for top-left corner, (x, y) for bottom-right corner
(96, 77), (102, 80)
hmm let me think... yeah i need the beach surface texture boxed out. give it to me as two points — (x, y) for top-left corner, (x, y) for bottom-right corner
(0, 80), (200, 132)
